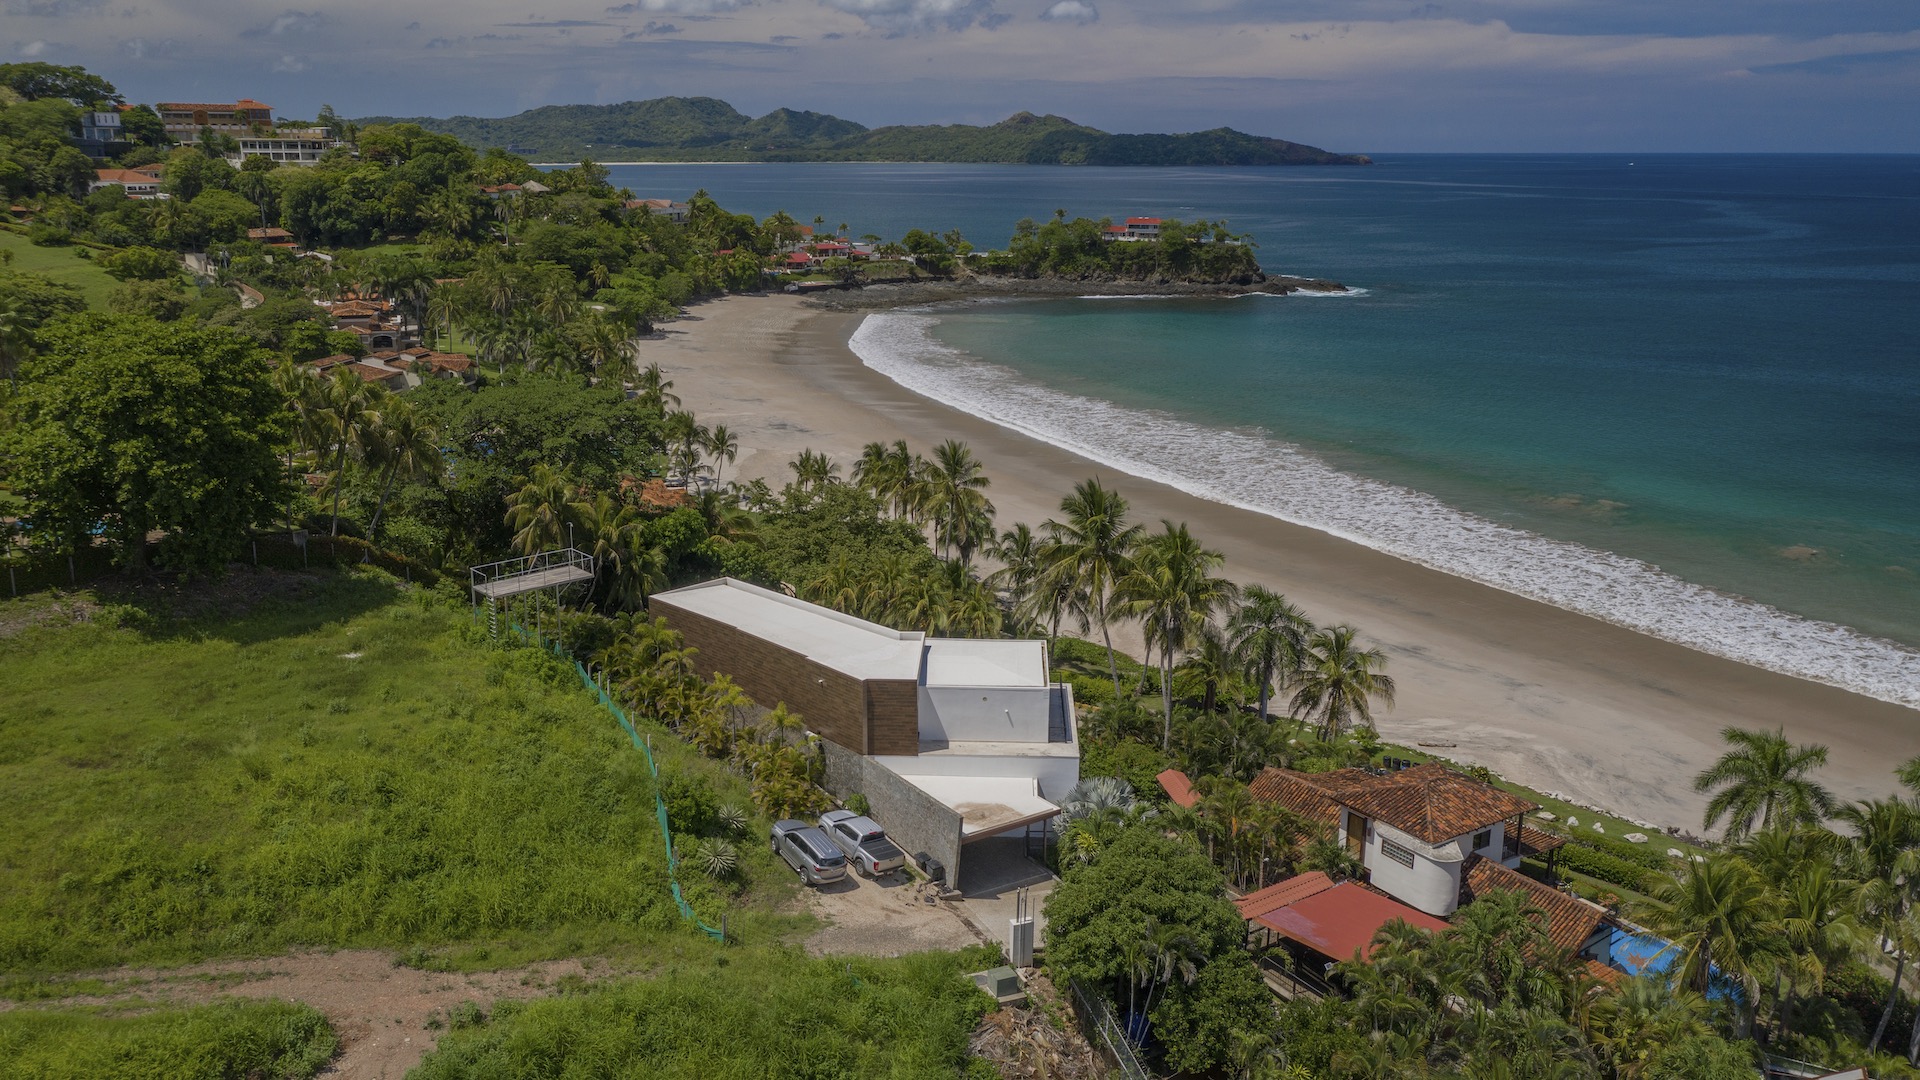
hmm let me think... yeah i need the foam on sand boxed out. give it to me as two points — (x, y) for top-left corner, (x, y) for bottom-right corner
(848, 311), (1920, 711)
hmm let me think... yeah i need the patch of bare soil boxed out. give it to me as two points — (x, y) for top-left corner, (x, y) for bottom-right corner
(0, 591), (100, 639)
(800, 869), (989, 957)
(92, 563), (331, 622)
(2, 951), (590, 1079)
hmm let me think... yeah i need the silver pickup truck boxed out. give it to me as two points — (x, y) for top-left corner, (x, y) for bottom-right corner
(818, 810), (907, 877)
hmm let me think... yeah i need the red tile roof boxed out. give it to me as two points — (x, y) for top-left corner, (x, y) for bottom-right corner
(1234, 872), (1336, 921)
(94, 169), (160, 186)
(1459, 856), (1611, 955)
(348, 362), (398, 383)
(158, 99), (272, 112)
(1249, 764), (1536, 844)
(1156, 768), (1197, 809)
(248, 227), (292, 240)
(1252, 881), (1449, 962)
(1125, 217), (1162, 226)
(308, 353), (355, 369)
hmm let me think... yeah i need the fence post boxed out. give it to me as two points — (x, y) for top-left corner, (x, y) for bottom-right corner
(252, 540), (258, 565)
(68, 554), (75, 586)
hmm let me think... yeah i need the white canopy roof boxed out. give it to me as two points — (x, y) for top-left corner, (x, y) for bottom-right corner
(896, 773), (1061, 840)
(652, 578), (924, 680)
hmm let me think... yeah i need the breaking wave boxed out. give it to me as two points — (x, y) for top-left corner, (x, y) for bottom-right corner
(847, 311), (1920, 710)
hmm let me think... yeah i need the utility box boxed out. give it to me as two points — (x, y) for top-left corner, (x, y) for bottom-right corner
(1008, 916), (1035, 968)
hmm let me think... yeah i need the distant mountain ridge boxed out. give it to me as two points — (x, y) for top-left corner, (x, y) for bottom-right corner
(354, 97), (1370, 166)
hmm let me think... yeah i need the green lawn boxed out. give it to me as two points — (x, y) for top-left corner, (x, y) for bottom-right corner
(0, 999), (337, 1080)
(0, 569), (802, 993)
(411, 946), (999, 1080)
(0, 230), (123, 307)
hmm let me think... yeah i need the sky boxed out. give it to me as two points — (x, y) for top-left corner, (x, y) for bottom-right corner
(5, 0), (1919, 152)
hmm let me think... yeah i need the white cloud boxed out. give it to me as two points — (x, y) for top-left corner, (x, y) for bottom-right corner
(607, 0), (747, 12)
(821, 0), (997, 31)
(18, 39), (50, 55)
(1040, 1), (1096, 23)
(271, 53), (307, 72)
(241, 10), (328, 39)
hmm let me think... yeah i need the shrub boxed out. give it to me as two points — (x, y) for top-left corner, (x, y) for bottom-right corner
(1553, 843), (1655, 893)
(845, 793), (871, 817)
(27, 223), (71, 247)
(98, 245), (178, 281)
(660, 771), (718, 837)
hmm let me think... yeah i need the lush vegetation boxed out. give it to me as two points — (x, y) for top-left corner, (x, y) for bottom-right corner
(0, 999), (337, 1079)
(409, 945), (1001, 1079)
(0, 573), (800, 988)
(978, 212), (1264, 283)
(357, 96), (1370, 166)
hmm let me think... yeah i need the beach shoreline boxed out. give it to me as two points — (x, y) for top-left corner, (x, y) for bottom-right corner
(647, 293), (1920, 835)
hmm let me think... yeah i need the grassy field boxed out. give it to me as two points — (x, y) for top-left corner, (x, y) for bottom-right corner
(0, 999), (337, 1079)
(410, 945), (1000, 1080)
(0, 229), (123, 307)
(0, 569), (802, 993)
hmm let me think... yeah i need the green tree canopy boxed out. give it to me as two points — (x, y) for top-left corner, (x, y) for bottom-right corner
(7, 314), (289, 572)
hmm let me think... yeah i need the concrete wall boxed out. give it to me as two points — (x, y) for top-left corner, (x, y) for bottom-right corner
(919, 685), (1055, 744)
(1350, 817), (1465, 917)
(654, 599), (871, 753)
(819, 739), (965, 888)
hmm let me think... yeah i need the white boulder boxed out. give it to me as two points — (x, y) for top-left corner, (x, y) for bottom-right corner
(1624, 833), (1648, 844)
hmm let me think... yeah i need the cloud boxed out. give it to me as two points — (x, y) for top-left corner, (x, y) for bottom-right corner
(607, 0), (747, 12)
(404, 21), (420, 30)
(5, 0), (104, 14)
(821, 0), (997, 32)
(1039, 0), (1096, 23)
(17, 40), (50, 55)
(501, 20), (611, 28)
(271, 54), (306, 73)
(119, 36), (180, 58)
(240, 10), (327, 39)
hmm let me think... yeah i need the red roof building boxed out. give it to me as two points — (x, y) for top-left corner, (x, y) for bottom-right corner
(1248, 878), (1450, 963)
(1156, 768), (1197, 809)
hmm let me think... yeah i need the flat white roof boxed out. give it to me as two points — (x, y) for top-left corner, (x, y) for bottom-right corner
(923, 639), (1048, 687)
(895, 774), (1061, 839)
(652, 578), (924, 681)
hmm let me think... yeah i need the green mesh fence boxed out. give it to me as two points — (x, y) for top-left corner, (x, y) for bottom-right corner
(510, 622), (728, 943)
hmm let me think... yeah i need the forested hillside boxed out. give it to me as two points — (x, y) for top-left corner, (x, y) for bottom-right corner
(356, 97), (1370, 166)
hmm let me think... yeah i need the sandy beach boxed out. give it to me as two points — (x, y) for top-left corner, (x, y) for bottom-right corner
(646, 293), (1920, 834)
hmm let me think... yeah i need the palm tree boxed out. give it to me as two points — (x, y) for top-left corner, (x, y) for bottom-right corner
(1629, 853), (1784, 1034)
(705, 424), (739, 484)
(1290, 625), (1396, 742)
(985, 522), (1044, 630)
(788, 448), (840, 494)
(363, 400), (441, 542)
(1587, 976), (1712, 1080)
(921, 439), (994, 565)
(1693, 726), (1835, 840)
(1228, 585), (1315, 724)
(1041, 478), (1143, 704)
(634, 362), (679, 411)
(1836, 797), (1920, 1050)
(312, 368), (382, 537)
(573, 492), (666, 611)
(1116, 521), (1239, 749)
(504, 465), (575, 555)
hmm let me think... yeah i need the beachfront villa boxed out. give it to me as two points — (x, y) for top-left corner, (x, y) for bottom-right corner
(88, 165), (166, 199)
(1161, 762), (1622, 988)
(651, 578), (1079, 889)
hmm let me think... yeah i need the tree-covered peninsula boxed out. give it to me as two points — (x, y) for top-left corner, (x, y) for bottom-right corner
(356, 97), (1371, 167)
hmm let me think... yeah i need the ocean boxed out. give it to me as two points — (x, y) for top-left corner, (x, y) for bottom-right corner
(596, 157), (1920, 708)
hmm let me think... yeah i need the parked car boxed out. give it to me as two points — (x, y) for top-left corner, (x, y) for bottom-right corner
(771, 819), (848, 886)
(818, 809), (907, 877)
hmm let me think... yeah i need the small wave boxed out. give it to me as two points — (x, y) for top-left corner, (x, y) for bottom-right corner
(1075, 294), (1183, 300)
(1239, 287), (1370, 298)
(847, 312), (1920, 711)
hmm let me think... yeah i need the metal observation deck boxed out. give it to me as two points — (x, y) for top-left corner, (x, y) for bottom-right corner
(470, 548), (595, 601)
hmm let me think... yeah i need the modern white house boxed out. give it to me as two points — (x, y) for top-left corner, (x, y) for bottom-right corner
(227, 128), (338, 167)
(651, 578), (1078, 886)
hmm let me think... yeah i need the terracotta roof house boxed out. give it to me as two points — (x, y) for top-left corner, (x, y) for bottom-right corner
(1459, 855), (1611, 958)
(1156, 767), (1197, 809)
(1242, 876), (1450, 964)
(88, 169), (165, 199)
(1240, 763), (1561, 917)
(248, 226), (295, 244)
(625, 198), (690, 224)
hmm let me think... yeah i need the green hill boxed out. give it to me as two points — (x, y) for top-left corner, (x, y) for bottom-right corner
(355, 98), (1369, 166)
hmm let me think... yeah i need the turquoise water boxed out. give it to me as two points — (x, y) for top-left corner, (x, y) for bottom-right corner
(599, 159), (1920, 704)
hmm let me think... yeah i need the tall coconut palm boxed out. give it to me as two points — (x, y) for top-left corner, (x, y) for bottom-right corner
(504, 465), (575, 556)
(634, 362), (679, 411)
(986, 522), (1044, 631)
(1836, 797), (1920, 1051)
(363, 400), (442, 542)
(1228, 585), (1315, 724)
(1629, 853), (1784, 1034)
(1693, 726), (1836, 841)
(1290, 625), (1396, 742)
(573, 492), (666, 611)
(1116, 521), (1239, 749)
(921, 439), (995, 565)
(1041, 478), (1143, 704)
(788, 448), (840, 494)
(705, 424), (738, 484)
(312, 368), (382, 537)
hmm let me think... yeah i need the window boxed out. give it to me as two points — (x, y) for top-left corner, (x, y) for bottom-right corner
(1472, 829), (1493, 852)
(1380, 838), (1416, 869)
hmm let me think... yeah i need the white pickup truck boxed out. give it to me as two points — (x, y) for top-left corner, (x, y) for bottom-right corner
(818, 810), (908, 877)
